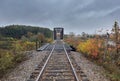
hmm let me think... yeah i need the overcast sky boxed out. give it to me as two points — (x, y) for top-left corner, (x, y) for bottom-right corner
(0, 0), (120, 34)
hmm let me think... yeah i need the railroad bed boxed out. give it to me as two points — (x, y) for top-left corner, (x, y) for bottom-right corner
(28, 40), (89, 81)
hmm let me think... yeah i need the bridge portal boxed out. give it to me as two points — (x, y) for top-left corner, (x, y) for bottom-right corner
(54, 28), (64, 40)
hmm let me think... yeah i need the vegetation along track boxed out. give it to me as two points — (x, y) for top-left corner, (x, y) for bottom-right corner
(28, 40), (89, 81)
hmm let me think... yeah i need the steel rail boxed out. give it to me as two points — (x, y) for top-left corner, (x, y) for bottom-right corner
(35, 43), (56, 81)
(63, 44), (80, 81)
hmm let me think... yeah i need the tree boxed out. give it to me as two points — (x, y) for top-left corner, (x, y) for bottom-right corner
(113, 21), (119, 42)
(37, 33), (45, 43)
(112, 21), (119, 53)
(27, 32), (33, 38)
(112, 21), (120, 63)
(21, 36), (28, 42)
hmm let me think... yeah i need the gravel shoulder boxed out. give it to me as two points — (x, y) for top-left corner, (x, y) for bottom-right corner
(71, 51), (110, 81)
(0, 51), (47, 81)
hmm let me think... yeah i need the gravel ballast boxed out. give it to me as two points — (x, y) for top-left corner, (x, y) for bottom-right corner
(71, 51), (110, 81)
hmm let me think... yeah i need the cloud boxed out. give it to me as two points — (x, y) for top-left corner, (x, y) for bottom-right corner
(0, 0), (120, 34)
(78, 6), (120, 19)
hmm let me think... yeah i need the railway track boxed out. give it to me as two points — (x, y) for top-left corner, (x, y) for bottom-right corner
(28, 40), (89, 81)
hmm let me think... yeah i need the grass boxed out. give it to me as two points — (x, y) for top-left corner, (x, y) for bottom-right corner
(102, 63), (120, 81)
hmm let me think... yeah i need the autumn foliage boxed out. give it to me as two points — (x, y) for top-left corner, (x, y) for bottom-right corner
(65, 37), (104, 59)
(14, 40), (35, 51)
(65, 36), (120, 81)
(64, 37), (81, 48)
(77, 39), (100, 58)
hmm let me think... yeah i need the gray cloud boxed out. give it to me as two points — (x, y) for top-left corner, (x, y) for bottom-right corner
(0, 0), (120, 34)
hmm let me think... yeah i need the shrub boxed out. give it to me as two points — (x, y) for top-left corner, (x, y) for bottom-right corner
(0, 51), (27, 78)
(13, 40), (35, 51)
(45, 38), (53, 43)
(23, 41), (35, 51)
(13, 53), (26, 63)
(77, 39), (100, 59)
(0, 52), (14, 77)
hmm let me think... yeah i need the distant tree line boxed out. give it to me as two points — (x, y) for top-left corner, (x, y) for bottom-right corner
(0, 25), (53, 39)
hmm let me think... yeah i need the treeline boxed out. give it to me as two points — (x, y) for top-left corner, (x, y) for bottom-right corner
(0, 25), (52, 39)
